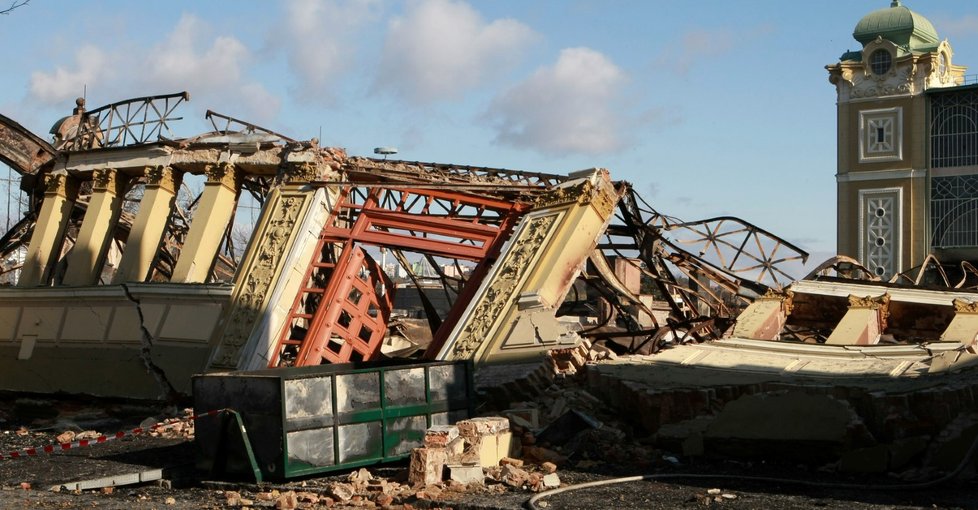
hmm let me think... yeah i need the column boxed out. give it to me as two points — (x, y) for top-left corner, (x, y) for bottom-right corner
(171, 162), (241, 283)
(113, 166), (183, 283)
(18, 174), (79, 286)
(63, 168), (129, 285)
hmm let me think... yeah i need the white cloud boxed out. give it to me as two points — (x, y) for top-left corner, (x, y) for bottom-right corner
(144, 15), (250, 93)
(484, 47), (629, 156)
(278, 0), (382, 100)
(29, 45), (112, 104)
(375, 0), (537, 103)
(27, 14), (280, 125)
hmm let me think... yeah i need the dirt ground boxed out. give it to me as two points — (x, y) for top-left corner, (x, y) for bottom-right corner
(0, 394), (976, 510)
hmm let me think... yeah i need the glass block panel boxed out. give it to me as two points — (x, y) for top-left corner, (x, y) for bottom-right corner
(385, 368), (426, 406)
(286, 428), (335, 467)
(335, 373), (380, 412)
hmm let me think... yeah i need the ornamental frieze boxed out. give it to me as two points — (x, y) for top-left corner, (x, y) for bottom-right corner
(447, 213), (558, 360)
(210, 192), (307, 369)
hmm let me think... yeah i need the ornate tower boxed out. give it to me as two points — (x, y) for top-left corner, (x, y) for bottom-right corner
(827, 1), (965, 278)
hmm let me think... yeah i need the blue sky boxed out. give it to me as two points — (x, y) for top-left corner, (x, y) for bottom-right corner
(2, 0), (977, 264)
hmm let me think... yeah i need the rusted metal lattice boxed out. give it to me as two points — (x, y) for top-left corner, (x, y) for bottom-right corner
(271, 186), (526, 366)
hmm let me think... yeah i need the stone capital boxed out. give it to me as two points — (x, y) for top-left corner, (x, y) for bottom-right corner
(91, 168), (127, 194)
(43, 173), (80, 200)
(953, 298), (978, 314)
(144, 165), (182, 194)
(847, 293), (890, 330)
(204, 162), (240, 191)
(278, 162), (324, 183)
(760, 289), (795, 316)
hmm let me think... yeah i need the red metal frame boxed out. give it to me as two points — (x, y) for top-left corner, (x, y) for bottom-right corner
(270, 186), (525, 367)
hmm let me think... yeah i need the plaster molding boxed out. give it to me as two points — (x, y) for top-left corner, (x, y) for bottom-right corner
(836, 168), (925, 183)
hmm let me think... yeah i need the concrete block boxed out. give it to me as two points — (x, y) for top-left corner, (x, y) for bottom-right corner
(732, 299), (787, 340)
(408, 447), (448, 486)
(461, 435), (500, 468)
(446, 464), (484, 486)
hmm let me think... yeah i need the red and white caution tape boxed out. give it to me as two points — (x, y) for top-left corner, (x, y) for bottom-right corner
(0, 408), (228, 461)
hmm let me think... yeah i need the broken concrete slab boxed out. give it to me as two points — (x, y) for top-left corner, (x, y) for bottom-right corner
(446, 464), (484, 486)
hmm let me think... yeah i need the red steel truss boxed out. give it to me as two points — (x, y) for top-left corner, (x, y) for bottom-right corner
(270, 186), (526, 367)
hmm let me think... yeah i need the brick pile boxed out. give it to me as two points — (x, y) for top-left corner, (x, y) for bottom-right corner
(407, 416), (563, 493)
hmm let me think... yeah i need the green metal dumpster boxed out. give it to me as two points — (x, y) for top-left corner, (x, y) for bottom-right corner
(193, 360), (473, 480)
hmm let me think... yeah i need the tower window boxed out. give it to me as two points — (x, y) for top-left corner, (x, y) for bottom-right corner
(870, 49), (892, 75)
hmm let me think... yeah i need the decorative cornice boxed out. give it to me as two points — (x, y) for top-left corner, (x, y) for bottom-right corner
(204, 162), (240, 191)
(534, 178), (618, 218)
(43, 173), (79, 200)
(535, 181), (591, 210)
(144, 166), (181, 194)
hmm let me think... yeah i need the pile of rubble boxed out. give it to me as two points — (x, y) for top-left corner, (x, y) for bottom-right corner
(144, 408), (195, 440)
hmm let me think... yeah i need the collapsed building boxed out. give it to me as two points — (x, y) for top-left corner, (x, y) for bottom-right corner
(1, 84), (978, 476)
(0, 91), (815, 400)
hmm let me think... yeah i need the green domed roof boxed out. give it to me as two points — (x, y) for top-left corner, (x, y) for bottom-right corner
(853, 1), (939, 51)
